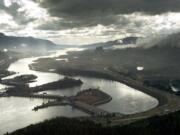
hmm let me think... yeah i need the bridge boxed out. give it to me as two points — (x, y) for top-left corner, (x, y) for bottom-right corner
(11, 93), (65, 100)
(27, 94), (110, 116)
(4, 93), (111, 116)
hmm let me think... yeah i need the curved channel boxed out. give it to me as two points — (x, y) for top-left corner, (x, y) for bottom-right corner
(0, 48), (158, 134)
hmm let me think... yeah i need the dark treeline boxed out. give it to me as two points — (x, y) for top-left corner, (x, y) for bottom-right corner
(57, 68), (116, 80)
(9, 110), (180, 135)
(33, 77), (83, 92)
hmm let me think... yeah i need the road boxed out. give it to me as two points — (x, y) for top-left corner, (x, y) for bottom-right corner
(103, 67), (180, 126)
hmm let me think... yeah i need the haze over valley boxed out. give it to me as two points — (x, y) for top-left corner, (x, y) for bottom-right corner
(1, 0), (180, 135)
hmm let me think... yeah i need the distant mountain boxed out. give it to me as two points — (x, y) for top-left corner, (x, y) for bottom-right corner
(81, 36), (139, 49)
(0, 33), (73, 52)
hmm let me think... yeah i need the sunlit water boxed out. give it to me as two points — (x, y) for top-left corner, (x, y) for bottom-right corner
(0, 48), (158, 134)
(40, 77), (158, 114)
(0, 97), (87, 134)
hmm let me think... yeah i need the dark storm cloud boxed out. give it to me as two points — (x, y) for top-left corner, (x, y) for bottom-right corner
(33, 0), (180, 30)
(37, 15), (121, 30)
(37, 0), (180, 17)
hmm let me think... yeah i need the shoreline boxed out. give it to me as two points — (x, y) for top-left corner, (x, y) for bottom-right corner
(1, 50), (180, 134)
(72, 88), (112, 106)
(31, 88), (113, 116)
(29, 62), (180, 125)
(30, 65), (167, 107)
(57, 68), (168, 106)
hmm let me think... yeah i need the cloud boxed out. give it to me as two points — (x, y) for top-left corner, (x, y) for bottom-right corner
(37, 0), (180, 18)
(34, 0), (180, 32)
(1, 1), (31, 25)
(36, 15), (121, 30)
(1, 0), (180, 45)
(0, 0), (49, 25)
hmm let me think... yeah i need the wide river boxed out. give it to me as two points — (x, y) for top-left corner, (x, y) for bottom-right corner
(0, 48), (158, 134)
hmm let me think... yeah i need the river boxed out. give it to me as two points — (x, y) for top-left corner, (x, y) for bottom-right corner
(0, 48), (158, 134)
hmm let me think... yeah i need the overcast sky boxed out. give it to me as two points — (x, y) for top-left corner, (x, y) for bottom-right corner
(1, 0), (180, 45)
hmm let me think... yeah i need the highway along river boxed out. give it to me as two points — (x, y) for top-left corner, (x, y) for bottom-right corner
(0, 48), (158, 134)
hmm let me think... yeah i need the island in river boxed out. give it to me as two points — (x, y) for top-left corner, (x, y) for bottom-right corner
(2, 74), (37, 84)
(32, 88), (112, 116)
(2, 74), (113, 117)
(71, 88), (112, 106)
(4, 77), (83, 96)
(29, 48), (180, 126)
(1, 48), (180, 134)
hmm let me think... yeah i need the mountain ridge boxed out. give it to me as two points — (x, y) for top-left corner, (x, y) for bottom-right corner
(81, 36), (139, 49)
(0, 33), (74, 52)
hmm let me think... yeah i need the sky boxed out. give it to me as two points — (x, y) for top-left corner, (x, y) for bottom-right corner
(1, 0), (180, 45)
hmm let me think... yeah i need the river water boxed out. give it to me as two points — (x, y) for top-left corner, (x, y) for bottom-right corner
(0, 48), (158, 134)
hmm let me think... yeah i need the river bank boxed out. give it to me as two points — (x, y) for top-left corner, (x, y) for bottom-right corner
(29, 50), (180, 126)
(0, 48), (171, 134)
(4, 77), (83, 97)
(30, 58), (165, 106)
(32, 77), (83, 92)
(32, 88), (112, 116)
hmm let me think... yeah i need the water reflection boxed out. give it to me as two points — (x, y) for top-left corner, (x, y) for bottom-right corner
(77, 77), (158, 114)
(2, 48), (79, 87)
(0, 97), (87, 134)
(0, 48), (158, 134)
(3, 57), (63, 87)
(38, 77), (158, 114)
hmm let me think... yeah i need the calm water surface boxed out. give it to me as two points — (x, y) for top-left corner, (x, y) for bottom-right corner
(0, 48), (158, 134)
(0, 97), (87, 134)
